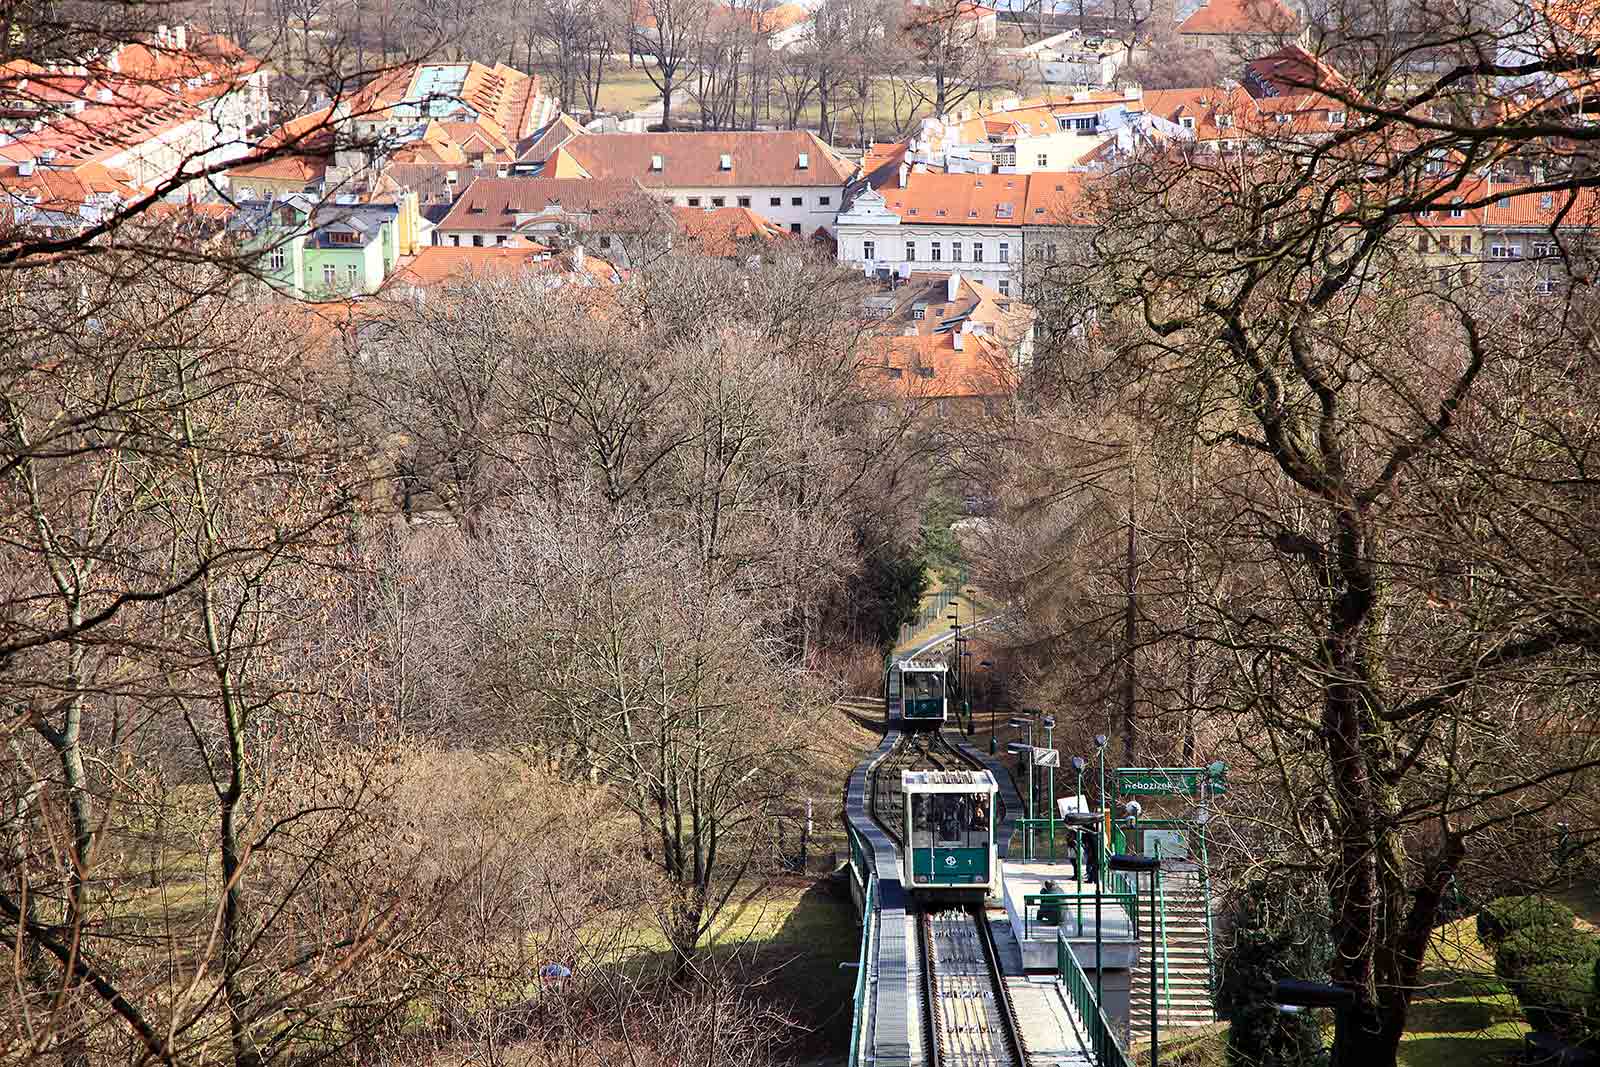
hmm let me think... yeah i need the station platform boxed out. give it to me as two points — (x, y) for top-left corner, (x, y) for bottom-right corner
(1001, 860), (1138, 972)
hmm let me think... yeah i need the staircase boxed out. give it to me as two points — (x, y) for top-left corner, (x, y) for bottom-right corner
(1129, 866), (1216, 1035)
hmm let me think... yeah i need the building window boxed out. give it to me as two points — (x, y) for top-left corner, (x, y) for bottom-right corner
(972, 243), (983, 263)
(1180, 117), (1195, 130)
(913, 307), (925, 320)
(1449, 201), (1464, 218)
(1541, 194), (1554, 210)
(820, 195), (831, 206)
(997, 278), (1010, 296)
(1329, 110), (1346, 124)
(792, 196), (802, 206)
(712, 197), (725, 207)
(771, 196), (782, 206)
(1036, 153), (1048, 167)
(951, 241), (962, 262)
(905, 240), (916, 260)
(1416, 233), (1427, 254)
(688, 197), (701, 207)
(496, 235), (507, 245)
(322, 264), (336, 289)
(1217, 114), (1233, 127)
(347, 264), (359, 288)
(790, 223), (801, 234)
(738, 196), (751, 207)
(931, 241), (942, 262)
(1534, 241), (1556, 257)
(451, 235), (461, 246)
(1045, 243), (1058, 260)
(268, 247), (285, 272)
(1497, 195), (1510, 209)
(863, 239), (876, 261)
(1460, 235), (1472, 253)
(998, 242), (1010, 263)
(1491, 243), (1519, 259)
(472, 235), (484, 247)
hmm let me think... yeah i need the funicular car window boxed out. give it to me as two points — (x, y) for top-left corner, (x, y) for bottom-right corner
(904, 672), (944, 701)
(911, 792), (989, 850)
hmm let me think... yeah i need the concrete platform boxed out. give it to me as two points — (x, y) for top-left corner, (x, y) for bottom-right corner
(1002, 860), (1137, 972)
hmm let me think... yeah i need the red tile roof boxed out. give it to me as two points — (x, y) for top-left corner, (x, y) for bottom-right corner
(434, 177), (644, 233)
(672, 205), (790, 255)
(548, 130), (855, 188)
(1178, 0), (1298, 35)
(877, 170), (1094, 226)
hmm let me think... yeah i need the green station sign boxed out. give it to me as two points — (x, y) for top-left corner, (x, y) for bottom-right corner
(1115, 765), (1227, 798)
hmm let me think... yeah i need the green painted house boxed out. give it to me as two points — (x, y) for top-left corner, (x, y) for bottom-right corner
(233, 192), (422, 299)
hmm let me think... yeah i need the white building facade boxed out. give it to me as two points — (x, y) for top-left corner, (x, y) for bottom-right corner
(834, 187), (1028, 295)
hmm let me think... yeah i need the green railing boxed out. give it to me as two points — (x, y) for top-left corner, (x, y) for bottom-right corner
(1023, 888), (1140, 943)
(1199, 824), (1217, 1019)
(847, 873), (877, 1067)
(1058, 933), (1136, 1067)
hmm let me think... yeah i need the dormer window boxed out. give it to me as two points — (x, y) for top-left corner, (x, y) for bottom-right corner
(719, 153), (732, 170)
(798, 152), (810, 169)
(1181, 116), (1195, 129)
(1217, 114), (1233, 127)
(937, 208), (947, 216)
(650, 154), (663, 171)
(1541, 193), (1554, 209)
(1329, 110), (1346, 124)
(1449, 200), (1464, 218)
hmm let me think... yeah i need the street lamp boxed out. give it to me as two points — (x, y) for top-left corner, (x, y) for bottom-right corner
(1111, 853), (1162, 1067)
(1070, 756), (1088, 931)
(1042, 714), (1057, 859)
(980, 660), (995, 753)
(1272, 979), (1356, 1067)
(960, 649), (973, 732)
(947, 610), (961, 695)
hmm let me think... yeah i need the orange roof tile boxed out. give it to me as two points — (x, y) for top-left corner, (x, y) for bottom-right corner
(549, 130), (854, 188)
(1178, 0), (1298, 35)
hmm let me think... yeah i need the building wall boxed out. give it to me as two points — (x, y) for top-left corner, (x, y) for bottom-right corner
(655, 183), (844, 233)
(302, 238), (387, 296)
(837, 223), (1027, 293)
(230, 173), (320, 201)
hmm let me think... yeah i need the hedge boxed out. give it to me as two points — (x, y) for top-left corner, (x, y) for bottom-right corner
(1478, 895), (1578, 949)
(1517, 962), (1598, 1036)
(1496, 925), (1600, 985)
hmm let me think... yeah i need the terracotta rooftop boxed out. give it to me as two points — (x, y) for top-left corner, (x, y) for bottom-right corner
(878, 170), (1093, 226)
(547, 130), (855, 188)
(1177, 0), (1298, 36)
(434, 176), (644, 233)
(672, 205), (790, 255)
(386, 241), (554, 288)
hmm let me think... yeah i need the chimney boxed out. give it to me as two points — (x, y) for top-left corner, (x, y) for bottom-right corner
(946, 271), (960, 301)
(952, 328), (965, 351)
(17, 158), (34, 176)
(650, 154), (663, 171)
(899, 161), (909, 187)
(572, 243), (585, 270)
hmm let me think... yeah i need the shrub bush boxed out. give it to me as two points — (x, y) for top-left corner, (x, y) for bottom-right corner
(1477, 895), (1578, 948)
(1495, 925), (1600, 985)
(1517, 962), (1598, 1038)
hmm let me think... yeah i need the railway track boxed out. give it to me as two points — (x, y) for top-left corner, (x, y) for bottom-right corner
(868, 731), (961, 844)
(867, 730), (1028, 1067)
(920, 905), (1029, 1067)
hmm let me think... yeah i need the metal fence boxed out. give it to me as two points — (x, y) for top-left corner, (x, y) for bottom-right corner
(847, 873), (877, 1067)
(1058, 933), (1136, 1067)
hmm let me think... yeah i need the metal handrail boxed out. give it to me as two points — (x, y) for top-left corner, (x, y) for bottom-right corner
(1058, 932), (1136, 1067)
(1199, 826), (1217, 1019)
(1023, 891), (1139, 942)
(847, 873), (877, 1066)
(1155, 842), (1171, 1021)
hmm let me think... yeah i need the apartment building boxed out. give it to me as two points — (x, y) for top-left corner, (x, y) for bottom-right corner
(0, 24), (271, 197)
(836, 170), (1092, 296)
(539, 131), (853, 235)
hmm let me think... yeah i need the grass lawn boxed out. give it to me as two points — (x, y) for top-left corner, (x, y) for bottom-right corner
(594, 63), (665, 115)
(1129, 915), (1530, 1067)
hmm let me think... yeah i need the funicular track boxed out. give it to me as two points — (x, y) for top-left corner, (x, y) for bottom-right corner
(868, 730), (1028, 1067)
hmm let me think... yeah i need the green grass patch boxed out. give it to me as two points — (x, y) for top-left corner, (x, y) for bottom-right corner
(1399, 915), (1528, 1067)
(594, 64), (664, 115)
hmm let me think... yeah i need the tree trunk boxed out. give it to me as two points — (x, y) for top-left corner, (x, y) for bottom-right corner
(1121, 508), (1137, 767)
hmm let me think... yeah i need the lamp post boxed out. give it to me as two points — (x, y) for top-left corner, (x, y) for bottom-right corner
(1091, 733), (1110, 1020)
(1272, 979), (1356, 1067)
(947, 610), (961, 695)
(960, 649), (973, 733)
(1110, 854), (1161, 1067)
(980, 660), (994, 753)
(1042, 714), (1057, 860)
(1071, 756), (1087, 932)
